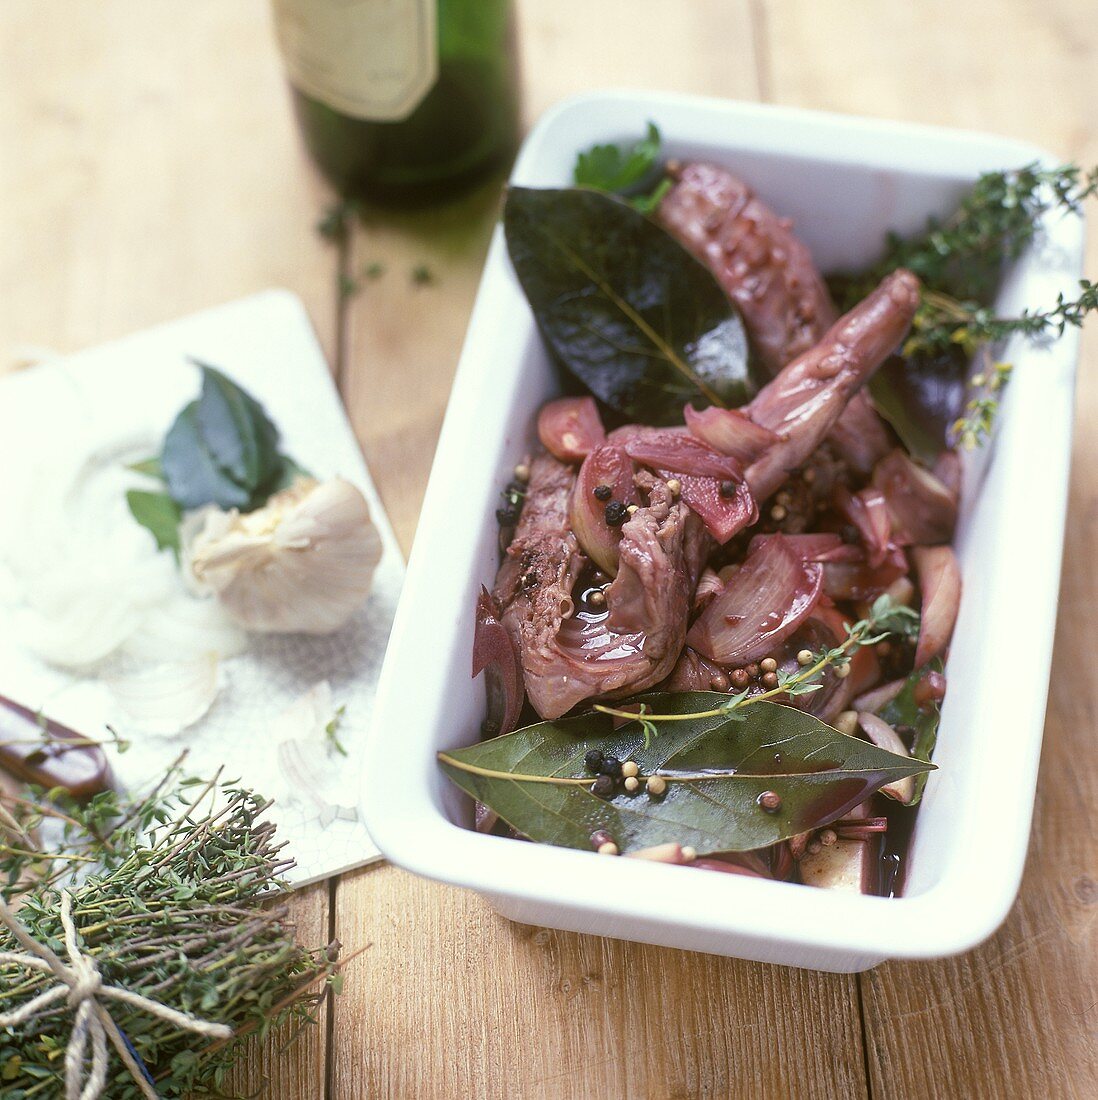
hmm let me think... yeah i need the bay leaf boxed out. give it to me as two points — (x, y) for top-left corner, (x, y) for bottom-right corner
(504, 187), (756, 425)
(868, 349), (967, 465)
(191, 361), (282, 493)
(125, 489), (182, 555)
(439, 693), (933, 855)
(161, 401), (252, 511)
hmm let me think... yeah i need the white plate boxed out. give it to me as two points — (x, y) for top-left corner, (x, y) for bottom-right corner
(362, 91), (1084, 971)
(0, 290), (403, 885)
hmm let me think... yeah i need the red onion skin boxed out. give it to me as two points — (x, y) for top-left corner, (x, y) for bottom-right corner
(933, 449), (963, 502)
(570, 444), (638, 575)
(668, 471), (758, 543)
(536, 396), (606, 463)
(912, 545), (962, 666)
(873, 448), (958, 546)
(625, 429), (744, 480)
(834, 484), (893, 568)
(472, 587), (524, 735)
(914, 668), (947, 707)
(683, 404), (777, 465)
(688, 534), (824, 665)
(822, 545), (908, 602)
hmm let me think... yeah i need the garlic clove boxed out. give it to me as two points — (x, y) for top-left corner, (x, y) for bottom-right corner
(187, 478), (383, 635)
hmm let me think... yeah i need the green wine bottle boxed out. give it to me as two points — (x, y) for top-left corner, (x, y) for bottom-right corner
(272, 0), (519, 203)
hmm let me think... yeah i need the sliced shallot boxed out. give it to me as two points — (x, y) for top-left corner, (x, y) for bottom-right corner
(473, 587), (524, 735)
(624, 429), (744, 480)
(687, 534), (823, 666)
(570, 444), (638, 575)
(911, 545), (962, 667)
(856, 712), (915, 802)
(683, 405), (777, 465)
(669, 472), (758, 544)
(537, 396), (606, 462)
(873, 448), (958, 546)
(833, 485), (892, 567)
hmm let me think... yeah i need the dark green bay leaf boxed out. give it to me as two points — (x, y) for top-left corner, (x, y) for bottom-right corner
(125, 489), (182, 555)
(503, 187), (756, 425)
(191, 361), (283, 492)
(439, 693), (933, 855)
(162, 401), (253, 511)
(877, 660), (943, 805)
(868, 348), (967, 465)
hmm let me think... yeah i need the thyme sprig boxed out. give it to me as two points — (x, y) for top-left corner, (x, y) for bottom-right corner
(596, 596), (918, 727)
(0, 765), (339, 1099)
(844, 162), (1098, 306)
(904, 281), (1098, 358)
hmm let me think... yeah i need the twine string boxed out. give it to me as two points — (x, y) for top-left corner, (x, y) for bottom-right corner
(0, 890), (233, 1100)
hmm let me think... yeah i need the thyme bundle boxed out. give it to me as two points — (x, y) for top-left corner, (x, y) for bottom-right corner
(0, 765), (338, 1099)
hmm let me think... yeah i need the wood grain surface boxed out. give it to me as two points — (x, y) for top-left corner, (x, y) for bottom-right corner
(2, 2), (1095, 1098)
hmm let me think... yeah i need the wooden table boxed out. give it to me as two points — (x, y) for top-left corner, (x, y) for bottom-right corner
(3, 2), (1095, 1096)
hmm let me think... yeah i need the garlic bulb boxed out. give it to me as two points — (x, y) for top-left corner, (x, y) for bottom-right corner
(186, 477), (382, 634)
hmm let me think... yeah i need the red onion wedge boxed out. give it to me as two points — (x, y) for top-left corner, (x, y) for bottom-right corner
(537, 396), (606, 463)
(669, 472), (758, 544)
(472, 587), (524, 735)
(625, 428), (744, 480)
(688, 534), (823, 665)
(750, 531), (848, 563)
(933, 448), (963, 503)
(683, 404), (777, 465)
(912, 545), (961, 667)
(873, 448), (958, 546)
(834, 485), (892, 567)
(570, 444), (638, 575)
(822, 544), (908, 602)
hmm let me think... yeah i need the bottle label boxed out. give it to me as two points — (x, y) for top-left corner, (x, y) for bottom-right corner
(272, 0), (438, 122)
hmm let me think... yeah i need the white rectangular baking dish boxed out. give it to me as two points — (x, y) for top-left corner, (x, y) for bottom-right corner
(363, 90), (1084, 972)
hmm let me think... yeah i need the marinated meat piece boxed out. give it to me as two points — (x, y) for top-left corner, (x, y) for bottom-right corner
(659, 162), (894, 474)
(658, 162), (836, 372)
(745, 270), (921, 500)
(495, 461), (706, 719)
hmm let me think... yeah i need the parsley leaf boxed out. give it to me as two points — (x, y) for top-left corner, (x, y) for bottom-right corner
(573, 122), (669, 213)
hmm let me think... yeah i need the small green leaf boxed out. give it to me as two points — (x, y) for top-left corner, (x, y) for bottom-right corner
(504, 187), (756, 424)
(127, 455), (164, 479)
(574, 121), (664, 195)
(877, 661), (943, 805)
(439, 693), (933, 855)
(125, 490), (182, 555)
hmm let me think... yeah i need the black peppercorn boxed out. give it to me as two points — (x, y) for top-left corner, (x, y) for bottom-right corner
(521, 570), (539, 592)
(591, 774), (615, 797)
(598, 755), (623, 779)
(593, 484), (613, 501)
(584, 749), (604, 772)
(605, 500), (628, 526)
(719, 480), (738, 498)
